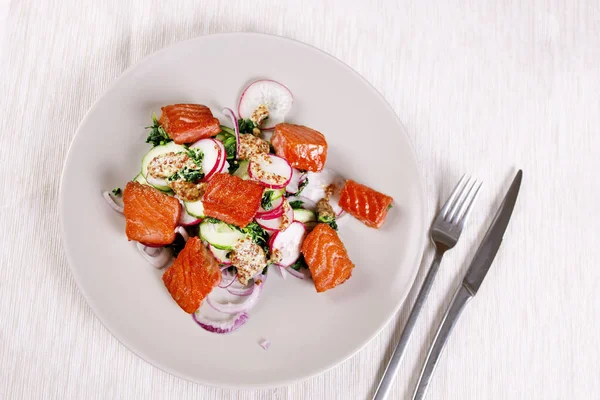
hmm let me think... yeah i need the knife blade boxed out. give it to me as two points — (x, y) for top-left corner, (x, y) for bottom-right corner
(462, 169), (522, 294)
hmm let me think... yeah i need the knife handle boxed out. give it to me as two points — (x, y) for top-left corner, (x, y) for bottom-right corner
(412, 284), (473, 400)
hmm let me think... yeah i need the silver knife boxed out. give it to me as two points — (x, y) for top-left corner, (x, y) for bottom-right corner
(412, 170), (523, 400)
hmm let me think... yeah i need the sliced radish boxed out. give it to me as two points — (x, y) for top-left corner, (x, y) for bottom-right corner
(257, 205), (284, 220)
(219, 160), (230, 174)
(285, 169), (305, 194)
(213, 139), (227, 174)
(256, 199), (294, 231)
(238, 80), (293, 129)
(209, 244), (232, 265)
(286, 195), (317, 211)
(256, 192), (284, 217)
(190, 138), (223, 181)
(302, 169), (345, 215)
(248, 154), (292, 189)
(179, 200), (202, 226)
(269, 221), (306, 267)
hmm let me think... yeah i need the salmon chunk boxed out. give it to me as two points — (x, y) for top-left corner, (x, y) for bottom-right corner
(338, 180), (393, 229)
(271, 123), (327, 172)
(123, 181), (181, 246)
(301, 224), (354, 292)
(202, 173), (264, 227)
(159, 104), (221, 144)
(162, 237), (221, 313)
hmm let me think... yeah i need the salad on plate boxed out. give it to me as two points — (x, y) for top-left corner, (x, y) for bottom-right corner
(103, 80), (394, 337)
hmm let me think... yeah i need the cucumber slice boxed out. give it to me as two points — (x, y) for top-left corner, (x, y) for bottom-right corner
(219, 125), (235, 136)
(200, 220), (245, 250)
(184, 200), (205, 218)
(293, 208), (316, 224)
(271, 188), (285, 200)
(233, 160), (251, 180)
(133, 173), (147, 185)
(141, 142), (186, 191)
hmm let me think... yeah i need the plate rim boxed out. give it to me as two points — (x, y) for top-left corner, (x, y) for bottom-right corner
(59, 32), (427, 389)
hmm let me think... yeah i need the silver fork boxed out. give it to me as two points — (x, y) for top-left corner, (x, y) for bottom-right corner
(373, 175), (482, 400)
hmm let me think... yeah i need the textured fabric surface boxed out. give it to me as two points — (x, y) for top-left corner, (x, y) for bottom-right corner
(1, 1), (599, 399)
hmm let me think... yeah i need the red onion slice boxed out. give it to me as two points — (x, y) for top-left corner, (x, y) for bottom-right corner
(278, 265), (288, 280)
(286, 267), (308, 280)
(259, 339), (271, 350)
(102, 191), (124, 214)
(207, 281), (262, 314)
(193, 310), (249, 334)
(136, 242), (173, 268)
(218, 270), (238, 289)
(175, 226), (189, 241)
(227, 285), (254, 297)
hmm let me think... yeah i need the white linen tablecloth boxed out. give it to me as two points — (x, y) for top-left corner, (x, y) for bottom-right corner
(1, 1), (598, 399)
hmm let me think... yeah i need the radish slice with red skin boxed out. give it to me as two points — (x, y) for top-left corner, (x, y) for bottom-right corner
(179, 201), (202, 226)
(218, 160), (230, 174)
(213, 139), (227, 175)
(286, 196), (317, 211)
(285, 169), (305, 194)
(257, 203), (285, 220)
(209, 244), (232, 265)
(189, 138), (224, 181)
(237, 80), (293, 130)
(256, 194), (284, 216)
(256, 200), (294, 231)
(221, 107), (241, 159)
(269, 221), (306, 267)
(248, 154), (292, 189)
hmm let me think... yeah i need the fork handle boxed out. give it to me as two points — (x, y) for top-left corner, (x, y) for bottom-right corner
(411, 284), (473, 400)
(373, 252), (444, 400)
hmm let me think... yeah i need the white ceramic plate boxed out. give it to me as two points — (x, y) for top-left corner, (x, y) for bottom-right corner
(59, 33), (426, 388)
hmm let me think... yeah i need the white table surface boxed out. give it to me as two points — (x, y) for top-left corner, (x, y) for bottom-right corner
(1, 1), (598, 399)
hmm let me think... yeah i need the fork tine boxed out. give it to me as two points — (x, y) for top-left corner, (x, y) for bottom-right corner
(453, 180), (482, 225)
(440, 174), (469, 219)
(446, 176), (476, 222)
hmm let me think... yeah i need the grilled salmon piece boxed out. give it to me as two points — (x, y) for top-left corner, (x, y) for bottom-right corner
(301, 223), (354, 292)
(202, 173), (264, 227)
(162, 237), (221, 313)
(159, 104), (221, 144)
(271, 123), (327, 172)
(338, 180), (393, 229)
(123, 181), (181, 246)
